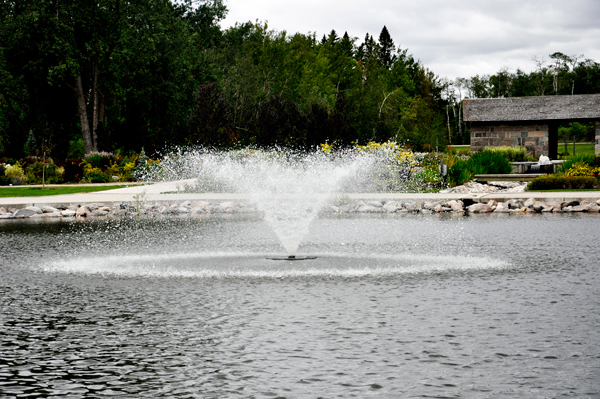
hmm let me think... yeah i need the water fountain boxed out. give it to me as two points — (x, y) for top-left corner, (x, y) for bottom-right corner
(1, 147), (599, 398)
(141, 148), (378, 259)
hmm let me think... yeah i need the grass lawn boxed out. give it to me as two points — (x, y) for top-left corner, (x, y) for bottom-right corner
(449, 143), (596, 157)
(0, 185), (132, 197)
(558, 142), (596, 158)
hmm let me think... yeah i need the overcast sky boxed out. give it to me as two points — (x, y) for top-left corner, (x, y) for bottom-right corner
(220, 0), (600, 80)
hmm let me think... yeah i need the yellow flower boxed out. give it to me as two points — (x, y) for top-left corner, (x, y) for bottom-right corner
(320, 143), (333, 153)
(565, 162), (597, 177)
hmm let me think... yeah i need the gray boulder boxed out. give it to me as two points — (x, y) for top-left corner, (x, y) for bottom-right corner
(507, 199), (523, 209)
(76, 206), (91, 217)
(570, 204), (590, 212)
(383, 201), (401, 212)
(86, 203), (105, 211)
(404, 201), (422, 212)
(467, 203), (493, 213)
(15, 208), (37, 217)
(494, 202), (509, 213)
(443, 200), (464, 212)
(523, 198), (535, 208)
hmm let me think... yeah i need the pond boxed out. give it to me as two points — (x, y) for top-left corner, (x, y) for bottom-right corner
(1, 213), (599, 398)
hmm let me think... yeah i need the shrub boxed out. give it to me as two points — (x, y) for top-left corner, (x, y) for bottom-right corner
(419, 152), (441, 167)
(556, 155), (600, 175)
(563, 162), (600, 178)
(25, 161), (65, 184)
(84, 167), (111, 183)
(446, 156), (472, 186)
(84, 151), (114, 169)
(4, 163), (27, 184)
(413, 165), (442, 186)
(527, 175), (598, 190)
(63, 162), (84, 183)
(0, 164), (10, 185)
(445, 149), (512, 186)
(485, 146), (536, 162)
(469, 150), (513, 175)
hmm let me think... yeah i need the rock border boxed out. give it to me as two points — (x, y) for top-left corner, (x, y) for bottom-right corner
(1, 197), (600, 220)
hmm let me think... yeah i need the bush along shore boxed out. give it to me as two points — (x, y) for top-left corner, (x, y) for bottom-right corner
(1, 196), (600, 221)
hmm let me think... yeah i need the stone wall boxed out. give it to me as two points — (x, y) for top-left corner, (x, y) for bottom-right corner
(596, 120), (600, 156)
(470, 122), (549, 156)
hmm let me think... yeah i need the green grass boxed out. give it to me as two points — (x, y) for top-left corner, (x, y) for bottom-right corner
(0, 185), (132, 197)
(559, 142), (596, 158)
(451, 143), (596, 158)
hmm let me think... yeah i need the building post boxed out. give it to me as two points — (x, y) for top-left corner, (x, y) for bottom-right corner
(548, 121), (558, 159)
(596, 120), (600, 156)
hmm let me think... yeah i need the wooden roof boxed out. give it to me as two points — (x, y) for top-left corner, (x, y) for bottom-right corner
(463, 94), (600, 122)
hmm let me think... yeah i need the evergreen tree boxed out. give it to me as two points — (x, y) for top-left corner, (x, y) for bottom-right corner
(339, 32), (354, 58)
(327, 29), (339, 46)
(23, 130), (36, 156)
(378, 26), (396, 69)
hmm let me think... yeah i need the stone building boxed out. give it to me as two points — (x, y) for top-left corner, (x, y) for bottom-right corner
(463, 94), (600, 158)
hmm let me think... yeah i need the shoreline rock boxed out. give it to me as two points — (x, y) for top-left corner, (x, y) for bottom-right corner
(1, 195), (599, 221)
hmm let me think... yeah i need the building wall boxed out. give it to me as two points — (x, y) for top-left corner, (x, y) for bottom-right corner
(470, 122), (549, 157)
(596, 120), (600, 156)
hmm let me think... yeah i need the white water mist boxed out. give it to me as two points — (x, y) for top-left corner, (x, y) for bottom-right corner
(140, 148), (376, 256)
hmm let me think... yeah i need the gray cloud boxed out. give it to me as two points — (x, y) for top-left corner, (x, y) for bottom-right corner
(221, 0), (600, 79)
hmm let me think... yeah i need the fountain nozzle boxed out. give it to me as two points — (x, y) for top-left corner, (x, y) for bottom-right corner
(267, 255), (317, 261)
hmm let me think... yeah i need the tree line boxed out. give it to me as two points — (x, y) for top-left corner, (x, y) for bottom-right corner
(1, 0), (599, 160)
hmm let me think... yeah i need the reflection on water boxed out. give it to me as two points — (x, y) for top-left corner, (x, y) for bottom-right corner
(1, 214), (600, 397)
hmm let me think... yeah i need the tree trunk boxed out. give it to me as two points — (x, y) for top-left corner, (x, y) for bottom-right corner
(75, 74), (95, 154)
(91, 61), (99, 149)
(446, 104), (451, 144)
(458, 102), (463, 136)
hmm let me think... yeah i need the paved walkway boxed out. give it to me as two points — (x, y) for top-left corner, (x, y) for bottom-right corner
(1, 179), (599, 208)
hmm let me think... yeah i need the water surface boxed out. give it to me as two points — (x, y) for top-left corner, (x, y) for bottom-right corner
(1, 214), (599, 397)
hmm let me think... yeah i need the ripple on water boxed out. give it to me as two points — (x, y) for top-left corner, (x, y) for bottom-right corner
(39, 252), (511, 279)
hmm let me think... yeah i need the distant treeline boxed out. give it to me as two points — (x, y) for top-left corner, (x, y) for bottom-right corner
(1, 0), (599, 160)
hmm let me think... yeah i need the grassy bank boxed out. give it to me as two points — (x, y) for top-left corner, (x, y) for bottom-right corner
(0, 185), (132, 197)
(448, 143), (596, 158)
